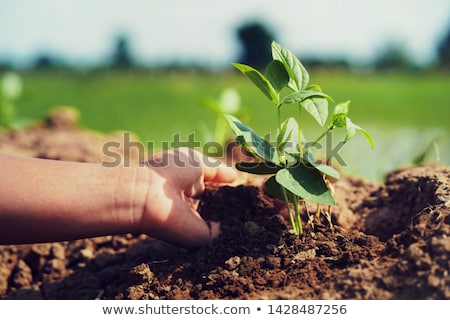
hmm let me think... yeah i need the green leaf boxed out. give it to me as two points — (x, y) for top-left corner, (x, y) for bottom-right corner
(301, 97), (329, 127)
(345, 117), (357, 141)
(277, 118), (288, 147)
(276, 166), (336, 205)
(345, 118), (375, 149)
(330, 101), (351, 127)
(354, 124), (375, 149)
(264, 175), (294, 202)
(271, 41), (309, 91)
(265, 60), (289, 93)
(280, 90), (332, 105)
(331, 112), (347, 128)
(309, 162), (340, 180)
(236, 162), (281, 175)
(305, 84), (323, 92)
(331, 100), (374, 149)
(334, 100), (350, 114)
(301, 152), (341, 179)
(284, 152), (300, 166)
(232, 62), (278, 105)
(277, 117), (298, 151)
(224, 114), (280, 165)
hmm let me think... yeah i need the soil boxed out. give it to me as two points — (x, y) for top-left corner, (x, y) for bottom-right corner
(1, 109), (449, 300)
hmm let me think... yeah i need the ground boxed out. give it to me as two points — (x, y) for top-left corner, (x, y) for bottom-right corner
(1, 109), (449, 299)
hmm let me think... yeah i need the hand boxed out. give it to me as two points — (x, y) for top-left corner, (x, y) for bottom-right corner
(136, 148), (236, 248)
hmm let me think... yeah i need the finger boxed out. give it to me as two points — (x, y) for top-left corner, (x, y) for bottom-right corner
(169, 206), (219, 248)
(208, 221), (221, 240)
(173, 148), (236, 183)
(186, 196), (200, 211)
(203, 160), (236, 183)
(192, 198), (200, 210)
(184, 179), (205, 198)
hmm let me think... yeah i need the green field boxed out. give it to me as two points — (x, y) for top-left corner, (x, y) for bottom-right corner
(10, 69), (450, 181)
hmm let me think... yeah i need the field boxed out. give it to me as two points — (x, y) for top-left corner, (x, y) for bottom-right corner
(1, 114), (449, 299)
(12, 69), (450, 180)
(1, 69), (450, 300)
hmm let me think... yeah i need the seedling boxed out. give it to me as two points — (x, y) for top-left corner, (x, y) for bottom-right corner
(0, 72), (27, 129)
(202, 88), (247, 146)
(225, 41), (374, 235)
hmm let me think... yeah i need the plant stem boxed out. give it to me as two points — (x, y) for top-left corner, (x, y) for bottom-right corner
(277, 105), (288, 165)
(298, 104), (303, 158)
(281, 186), (297, 234)
(277, 105), (282, 131)
(292, 194), (303, 235)
(277, 103), (298, 233)
(305, 126), (333, 154)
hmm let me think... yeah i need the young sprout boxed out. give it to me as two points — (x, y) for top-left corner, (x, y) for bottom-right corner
(0, 72), (25, 129)
(225, 41), (374, 235)
(201, 88), (251, 160)
(203, 88), (242, 144)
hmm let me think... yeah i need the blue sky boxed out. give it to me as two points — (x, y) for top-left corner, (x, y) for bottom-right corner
(1, 0), (450, 67)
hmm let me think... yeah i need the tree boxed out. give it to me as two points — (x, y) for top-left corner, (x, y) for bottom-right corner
(437, 24), (450, 69)
(33, 54), (58, 70)
(373, 42), (413, 70)
(236, 22), (275, 70)
(111, 35), (133, 68)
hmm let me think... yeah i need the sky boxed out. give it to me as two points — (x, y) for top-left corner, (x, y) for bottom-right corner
(1, 0), (450, 68)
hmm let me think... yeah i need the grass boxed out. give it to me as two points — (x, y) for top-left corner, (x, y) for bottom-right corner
(11, 69), (450, 181)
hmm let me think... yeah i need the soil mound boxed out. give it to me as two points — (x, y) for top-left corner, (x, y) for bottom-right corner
(1, 111), (449, 299)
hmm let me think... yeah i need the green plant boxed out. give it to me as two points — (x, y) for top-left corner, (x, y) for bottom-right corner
(201, 88), (251, 148)
(225, 41), (374, 235)
(0, 72), (27, 129)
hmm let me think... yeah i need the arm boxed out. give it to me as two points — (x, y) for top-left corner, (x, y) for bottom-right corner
(0, 148), (236, 248)
(0, 153), (136, 243)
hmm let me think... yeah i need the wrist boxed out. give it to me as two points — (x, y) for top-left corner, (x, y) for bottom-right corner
(113, 164), (151, 234)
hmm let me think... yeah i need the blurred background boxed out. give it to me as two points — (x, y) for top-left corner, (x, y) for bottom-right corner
(0, 0), (449, 181)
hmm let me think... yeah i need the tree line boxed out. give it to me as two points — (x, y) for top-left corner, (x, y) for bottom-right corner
(1, 21), (450, 72)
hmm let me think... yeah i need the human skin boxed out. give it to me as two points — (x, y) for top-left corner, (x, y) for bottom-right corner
(0, 148), (236, 248)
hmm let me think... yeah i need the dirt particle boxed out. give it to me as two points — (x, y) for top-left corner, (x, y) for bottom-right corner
(50, 243), (66, 260)
(427, 274), (441, 288)
(129, 263), (154, 284)
(224, 256), (241, 270)
(244, 221), (264, 235)
(11, 260), (33, 288)
(45, 107), (80, 129)
(431, 236), (450, 254)
(126, 285), (146, 300)
(24, 244), (52, 271)
(293, 249), (316, 262)
(264, 256), (281, 269)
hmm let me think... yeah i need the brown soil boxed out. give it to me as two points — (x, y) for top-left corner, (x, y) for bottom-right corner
(1, 109), (449, 300)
